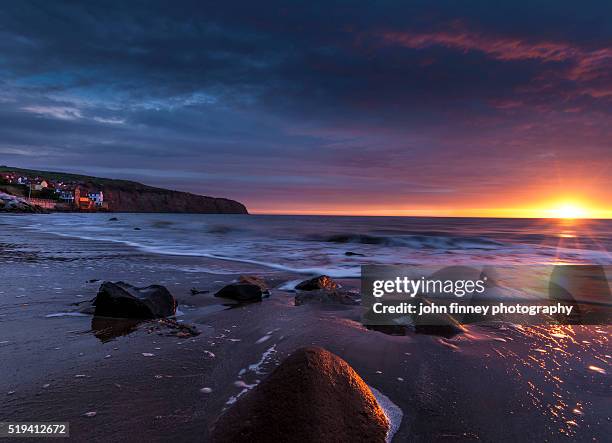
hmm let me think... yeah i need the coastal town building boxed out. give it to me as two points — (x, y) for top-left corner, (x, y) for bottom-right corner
(33, 180), (49, 191)
(88, 191), (104, 205)
(74, 187), (108, 211)
(1, 170), (110, 212)
(56, 190), (75, 202)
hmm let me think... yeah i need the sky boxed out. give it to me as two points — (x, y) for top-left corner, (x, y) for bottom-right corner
(0, 1), (611, 217)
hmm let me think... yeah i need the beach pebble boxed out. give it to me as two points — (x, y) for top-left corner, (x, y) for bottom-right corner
(142, 353), (155, 357)
(83, 411), (97, 418)
(75, 374), (87, 378)
(7, 391), (15, 395)
(42, 384), (50, 388)
(204, 350), (216, 358)
(200, 387), (213, 394)
(104, 355), (112, 359)
(397, 377), (404, 382)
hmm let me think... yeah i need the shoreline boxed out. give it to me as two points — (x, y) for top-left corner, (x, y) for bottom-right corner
(0, 221), (610, 442)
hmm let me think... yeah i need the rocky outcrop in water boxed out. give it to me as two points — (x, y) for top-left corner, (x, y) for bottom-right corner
(211, 347), (389, 442)
(93, 281), (177, 319)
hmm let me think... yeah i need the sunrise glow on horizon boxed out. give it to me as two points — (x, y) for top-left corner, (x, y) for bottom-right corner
(1, 2), (610, 220)
(252, 199), (612, 219)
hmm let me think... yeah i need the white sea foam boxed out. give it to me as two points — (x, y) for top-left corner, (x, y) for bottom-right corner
(226, 380), (259, 405)
(369, 386), (404, 442)
(45, 312), (89, 318)
(248, 345), (277, 374)
(277, 279), (303, 291)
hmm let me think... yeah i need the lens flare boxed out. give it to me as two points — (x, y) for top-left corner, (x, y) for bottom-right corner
(548, 204), (588, 219)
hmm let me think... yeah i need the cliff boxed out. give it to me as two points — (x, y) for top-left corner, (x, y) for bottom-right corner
(97, 185), (248, 213)
(0, 166), (248, 214)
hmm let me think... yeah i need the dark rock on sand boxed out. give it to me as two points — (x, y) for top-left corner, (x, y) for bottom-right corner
(190, 287), (209, 295)
(295, 289), (359, 306)
(413, 323), (465, 338)
(153, 318), (200, 337)
(91, 317), (142, 342)
(238, 275), (269, 293)
(295, 275), (339, 291)
(214, 283), (263, 303)
(367, 324), (407, 336)
(211, 347), (389, 443)
(412, 299), (466, 338)
(93, 281), (177, 319)
(345, 251), (365, 257)
(133, 227), (141, 230)
(108, 217), (119, 221)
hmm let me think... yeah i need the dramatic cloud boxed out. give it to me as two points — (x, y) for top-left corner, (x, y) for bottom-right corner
(0, 0), (610, 213)
(380, 25), (612, 98)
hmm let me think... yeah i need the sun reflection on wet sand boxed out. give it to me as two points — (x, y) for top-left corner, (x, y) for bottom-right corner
(489, 324), (610, 438)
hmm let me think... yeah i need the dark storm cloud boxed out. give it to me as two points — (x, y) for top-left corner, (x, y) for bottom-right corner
(0, 0), (610, 211)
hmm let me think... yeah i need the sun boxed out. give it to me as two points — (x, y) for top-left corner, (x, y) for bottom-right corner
(548, 203), (588, 219)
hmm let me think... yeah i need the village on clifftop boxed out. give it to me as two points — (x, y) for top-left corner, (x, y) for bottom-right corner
(0, 170), (107, 211)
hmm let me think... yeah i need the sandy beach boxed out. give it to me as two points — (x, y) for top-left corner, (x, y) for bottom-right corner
(1, 217), (610, 442)
(1, 1), (611, 440)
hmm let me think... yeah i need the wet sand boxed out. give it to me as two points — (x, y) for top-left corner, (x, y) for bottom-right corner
(0, 222), (610, 442)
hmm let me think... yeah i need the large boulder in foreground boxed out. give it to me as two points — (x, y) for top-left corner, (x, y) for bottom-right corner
(295, 289), (359, 306)
(215, 283), (263, 303)
(211, 347), (389, 443)
(295, 275), (339, 291)
(94, 281), (177, 319)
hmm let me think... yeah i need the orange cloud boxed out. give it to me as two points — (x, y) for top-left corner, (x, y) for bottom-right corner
(381, 29), (575, 62)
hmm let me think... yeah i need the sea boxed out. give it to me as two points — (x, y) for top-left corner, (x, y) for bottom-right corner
(1, 213), (610, 441)
(4, 213), (611, 277)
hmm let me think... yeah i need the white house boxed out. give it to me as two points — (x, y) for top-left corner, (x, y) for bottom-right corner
(88, 191), (104, 205)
